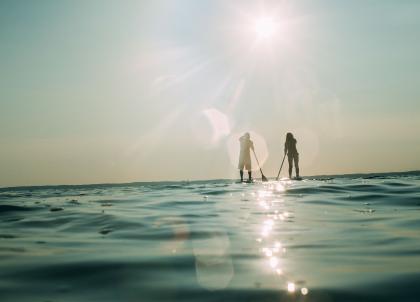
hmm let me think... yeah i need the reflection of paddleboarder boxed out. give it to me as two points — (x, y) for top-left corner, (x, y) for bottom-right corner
(238, 132), (254, 182)
(284, 132), (300, 179)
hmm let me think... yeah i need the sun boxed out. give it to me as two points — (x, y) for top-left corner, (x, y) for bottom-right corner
(254, 17), (278, 39)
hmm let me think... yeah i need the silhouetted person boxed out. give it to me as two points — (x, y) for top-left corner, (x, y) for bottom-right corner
(284, 132), (299, 179)
(238, 132), (254, 182)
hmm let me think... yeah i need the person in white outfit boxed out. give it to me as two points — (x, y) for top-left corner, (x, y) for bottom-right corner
(238, 132), (254, 182)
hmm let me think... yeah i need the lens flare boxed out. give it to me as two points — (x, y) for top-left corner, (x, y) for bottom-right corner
(202, 108), (231, 142)
(191, 108), (231, 148)
(287, 282), (296, 293)
(227, 131), (269, 171)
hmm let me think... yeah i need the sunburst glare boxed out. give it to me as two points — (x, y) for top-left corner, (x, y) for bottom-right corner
(254, 17), (278, 39)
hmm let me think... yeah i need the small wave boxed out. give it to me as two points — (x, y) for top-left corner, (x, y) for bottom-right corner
(0, 205), (38, 213)
(339, 193), (389, 201)
(0, 234), (17, 239)
(161, 200), (216, 207)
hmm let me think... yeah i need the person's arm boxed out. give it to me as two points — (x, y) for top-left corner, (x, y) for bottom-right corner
(284, 142), (288, 154)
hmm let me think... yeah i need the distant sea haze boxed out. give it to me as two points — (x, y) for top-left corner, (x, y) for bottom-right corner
(1, 170), (419, 189)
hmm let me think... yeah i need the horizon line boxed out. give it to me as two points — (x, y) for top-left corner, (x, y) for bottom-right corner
(1, 170), (419, 191)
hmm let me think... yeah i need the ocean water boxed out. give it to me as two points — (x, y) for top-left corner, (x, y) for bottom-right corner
(1, 172), (420, 302)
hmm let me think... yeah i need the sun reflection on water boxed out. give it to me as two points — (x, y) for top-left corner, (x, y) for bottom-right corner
(276, 183), (285, 192)
(253, 180), (309, 296)
(269, 256), (279, 268)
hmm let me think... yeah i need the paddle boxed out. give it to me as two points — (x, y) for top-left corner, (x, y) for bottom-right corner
(275, 152), (287, 181)
(252, 149), (268, 182)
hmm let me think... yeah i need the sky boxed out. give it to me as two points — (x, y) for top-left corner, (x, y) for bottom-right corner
(1, 0), (420, 187)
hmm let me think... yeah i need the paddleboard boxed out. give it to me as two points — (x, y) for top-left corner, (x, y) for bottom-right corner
(236, 180), (255, 184)
(276, 177), (303, 181)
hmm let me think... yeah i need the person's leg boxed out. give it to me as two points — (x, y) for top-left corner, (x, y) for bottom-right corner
(244, 161), (252, 182)
(295, 154), (300, 178)
(240, 170), (244, 182)
(288, 156), (293, 178)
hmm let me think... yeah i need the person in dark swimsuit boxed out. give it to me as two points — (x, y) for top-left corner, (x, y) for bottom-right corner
(284, 132), (299, 179)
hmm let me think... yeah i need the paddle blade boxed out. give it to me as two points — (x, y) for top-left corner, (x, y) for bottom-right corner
(261, 174), (268, 182)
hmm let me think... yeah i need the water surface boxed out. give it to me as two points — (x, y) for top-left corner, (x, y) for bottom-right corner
(1, 172), (420, 301)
